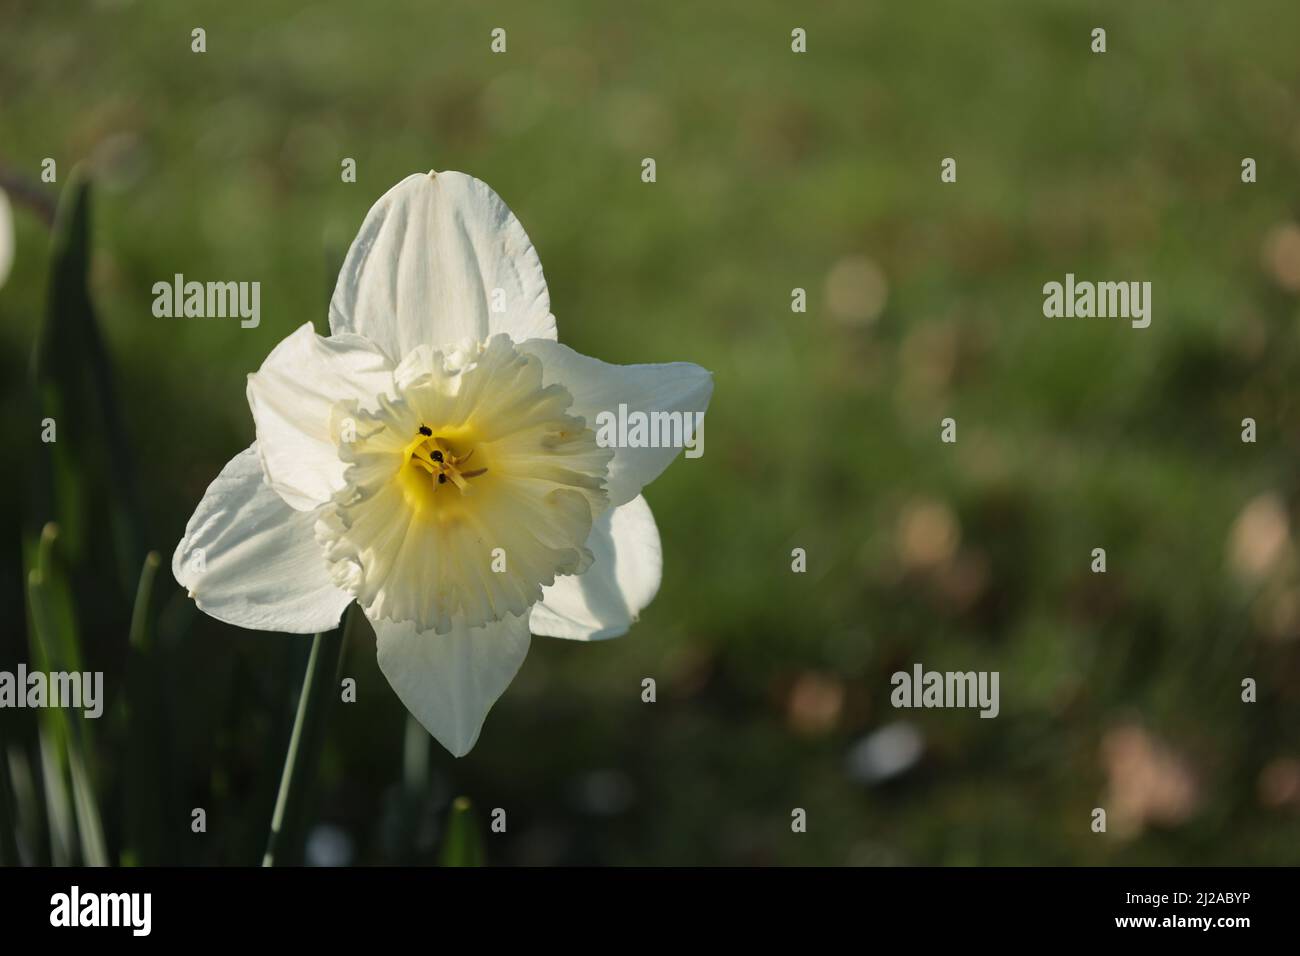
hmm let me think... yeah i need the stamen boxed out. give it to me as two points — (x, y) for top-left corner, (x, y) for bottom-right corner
(406, 427), (488, 496)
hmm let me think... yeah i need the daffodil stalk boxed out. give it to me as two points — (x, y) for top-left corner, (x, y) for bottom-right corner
(262, 603), (359, 867)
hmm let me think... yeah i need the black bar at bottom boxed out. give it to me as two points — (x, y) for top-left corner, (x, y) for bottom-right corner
(0, 865), (1283, 940)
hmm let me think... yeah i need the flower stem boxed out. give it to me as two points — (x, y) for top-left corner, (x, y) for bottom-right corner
(262, 603), (356, 866)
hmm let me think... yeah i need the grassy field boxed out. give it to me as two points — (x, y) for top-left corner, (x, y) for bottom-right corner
(2, 0), (1300, 865)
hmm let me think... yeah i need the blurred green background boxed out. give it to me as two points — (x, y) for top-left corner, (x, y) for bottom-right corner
(3, 0), (1300, 865)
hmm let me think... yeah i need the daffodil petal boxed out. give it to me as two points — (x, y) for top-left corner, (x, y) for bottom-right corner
(246, 322), (395, 511)
(329, 171), (557, 361)
(519, 340), (713, 507)
(374, 611), (531, 756)
(530, 495), (662, 641)
(172, 444), (352, 634)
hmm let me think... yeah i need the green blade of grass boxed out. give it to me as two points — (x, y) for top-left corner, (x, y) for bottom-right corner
(121, 551), (164, 865)
(0, 731), (20, 865)
(439, 797), (484, 868)
(5, 746), (41, 865)
(68, 748), (107, 866)
(37, 728), (74, 866)
(28, 567), (107, 866)
(128, 551), (161, 652)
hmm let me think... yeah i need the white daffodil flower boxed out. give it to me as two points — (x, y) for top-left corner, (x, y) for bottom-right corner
(173, 171), (713, 756)
(0, 187), (14, 290)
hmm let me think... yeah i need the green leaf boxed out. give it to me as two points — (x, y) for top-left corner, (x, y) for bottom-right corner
(31, 167), (143, 597)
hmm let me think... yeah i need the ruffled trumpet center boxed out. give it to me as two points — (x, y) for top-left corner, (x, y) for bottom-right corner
(316, 334), (614, 634)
